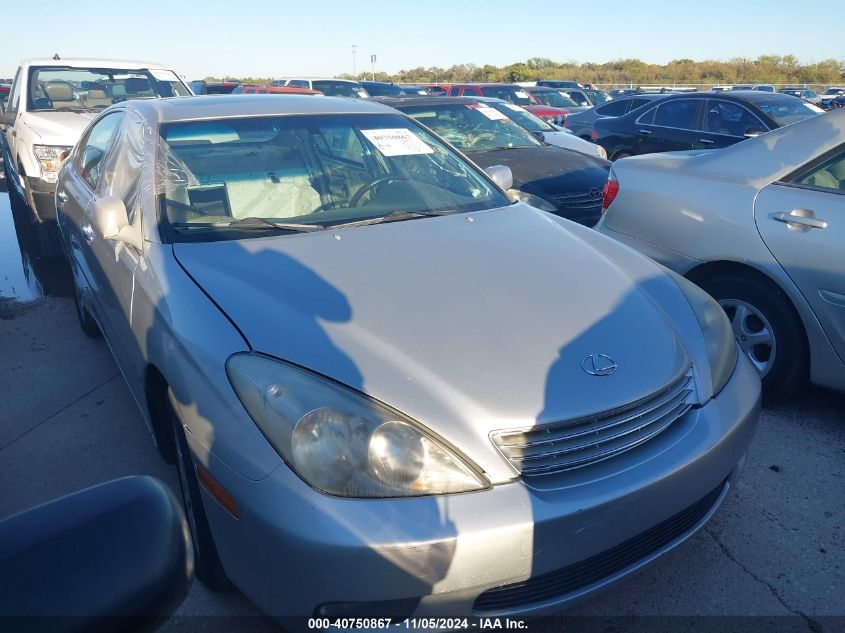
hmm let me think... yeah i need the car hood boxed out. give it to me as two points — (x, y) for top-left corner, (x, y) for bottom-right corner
(174, 205), (691, 480)
(22, 111), (96, 145)
(468, 146), (609, 196)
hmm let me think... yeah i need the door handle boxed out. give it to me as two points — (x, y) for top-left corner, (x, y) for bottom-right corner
(57, 190), (68, 203)
(772, 209), (827, 230)
(698, 139), (715, 145)
(82, 224), (95, 243)
(637, 129), (652, 135)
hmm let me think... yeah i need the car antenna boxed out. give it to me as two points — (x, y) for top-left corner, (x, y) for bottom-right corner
(53, 53), (60, 60)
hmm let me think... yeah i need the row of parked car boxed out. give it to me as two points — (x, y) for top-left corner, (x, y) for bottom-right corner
(1, 56), (843, 625)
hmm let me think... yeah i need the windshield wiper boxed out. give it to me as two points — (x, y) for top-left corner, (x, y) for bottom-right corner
(172, 217), (324, 233)
(331, 209), (460, 230)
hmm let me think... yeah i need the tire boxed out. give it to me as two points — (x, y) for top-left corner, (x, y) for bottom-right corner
(171, 393), (230, 591)
(697, 271), (808, 404)
(612, 150), (634, 160)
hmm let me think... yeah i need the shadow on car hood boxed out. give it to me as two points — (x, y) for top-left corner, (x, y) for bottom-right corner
(173, 205), (689, 475)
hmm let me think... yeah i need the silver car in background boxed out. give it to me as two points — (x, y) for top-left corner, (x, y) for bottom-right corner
(596, 108), (845, 401)
(56, 95), (759, 620)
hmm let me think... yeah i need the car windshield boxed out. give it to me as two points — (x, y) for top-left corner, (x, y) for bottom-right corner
(822, 88), (844, 96)
(399, 102), (543, 152)
(753, 98), (824, 126)
(159, 113), (510, 242)
(530, 91), (578, 108)
(28, 66), (189, 112)
(312, 81), (369, 98)
(486, 101), (555, 132)
(479, 86), (535, 106)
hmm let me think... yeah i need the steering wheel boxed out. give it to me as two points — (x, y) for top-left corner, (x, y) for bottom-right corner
(348, 176), (410, 207)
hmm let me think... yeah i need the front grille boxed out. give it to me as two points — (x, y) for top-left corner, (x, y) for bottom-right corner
(473, 480), (726, 612)
(550, 190), (603, 211)
(491, 370), (694, 475)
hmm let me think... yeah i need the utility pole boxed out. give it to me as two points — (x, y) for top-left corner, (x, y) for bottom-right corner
(352, 43), (358, 77)
(370, 54), (376, 81)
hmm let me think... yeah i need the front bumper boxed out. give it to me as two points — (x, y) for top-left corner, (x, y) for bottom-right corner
(25, 176), (58, 222)
(194, 356), (760, 618)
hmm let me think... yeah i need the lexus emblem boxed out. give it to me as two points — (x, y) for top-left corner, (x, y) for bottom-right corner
(581, 354), (618, 376)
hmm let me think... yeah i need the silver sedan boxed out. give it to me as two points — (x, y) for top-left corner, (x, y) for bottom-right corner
(596, 108), (845, 402)
(55, 95), (759, 620)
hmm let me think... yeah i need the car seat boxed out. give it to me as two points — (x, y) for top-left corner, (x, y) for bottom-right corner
(83, 88), (112, 108)
(44, 82), (77, 107)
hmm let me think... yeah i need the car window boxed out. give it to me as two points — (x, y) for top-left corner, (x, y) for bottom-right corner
(402, 102), (543, 152)
(636, 106), (656, 125)
(563, 91), (589, 106)
(287, 80), (309, 88)
(158, 113), (510, 242)
(7, 67), (21, 114)
(312, 81), (367, 98)
(791, 152), (845, 192)
(595, 100), (629, 116)
(652, 99), (700, 130)
(753, 98), (822, 126)
(704, 100), (765, 136)
(78, 112), (124, 190)
(96, 111), (147, 223)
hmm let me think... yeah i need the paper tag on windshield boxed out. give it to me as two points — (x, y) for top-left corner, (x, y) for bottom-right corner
(515, 90), (531, 99)
(149, 69), (180, 82)
(474, 105), (509, 121)
(360, 128), (434, 156)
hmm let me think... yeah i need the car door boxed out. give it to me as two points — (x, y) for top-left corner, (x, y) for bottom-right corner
(754, 149), (845, 363)
(639, 98), (704, 153)
(62, 111), (140, 372)
(699, 99), (767, 149)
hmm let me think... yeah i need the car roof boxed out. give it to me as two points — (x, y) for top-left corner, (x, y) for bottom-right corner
(279, 77), (361, 83)
(627, 91), (799, 105)
(125, 94), (396, 123)
(21, 58), (173, 69)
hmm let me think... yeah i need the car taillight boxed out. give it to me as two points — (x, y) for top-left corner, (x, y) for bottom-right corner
(601, 176), (619, 211)
(591, 129), (599, 141)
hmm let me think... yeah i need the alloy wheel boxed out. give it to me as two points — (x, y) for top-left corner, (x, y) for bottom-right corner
(719, 299), (777, 377)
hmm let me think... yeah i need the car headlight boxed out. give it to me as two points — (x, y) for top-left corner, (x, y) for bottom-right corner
(33, 145), (72, 184)
(227, 353), (489, 498)
(508, 188), (558, 213)
(668, 271), (738, 396)
(595, 145), (608, 160)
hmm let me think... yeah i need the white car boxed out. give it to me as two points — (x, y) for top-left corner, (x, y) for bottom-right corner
(0, 57), (190, 224)
(595, 109), (845, 401)
(474, 97), (608, 159)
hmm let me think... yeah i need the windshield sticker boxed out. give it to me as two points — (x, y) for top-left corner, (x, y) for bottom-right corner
(149, 69), (180, 82)
(360, 128), (434, 156)
(475, 105), (509, 121)
(515, 90), (531, 99)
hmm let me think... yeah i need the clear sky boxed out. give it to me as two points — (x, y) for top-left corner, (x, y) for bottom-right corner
(2, 0), (843, 79)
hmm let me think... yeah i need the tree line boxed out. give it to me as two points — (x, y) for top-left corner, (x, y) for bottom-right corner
(207, 55), (845, 88)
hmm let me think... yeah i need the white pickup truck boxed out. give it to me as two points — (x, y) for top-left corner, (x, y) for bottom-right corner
(1, 57), (190, 224)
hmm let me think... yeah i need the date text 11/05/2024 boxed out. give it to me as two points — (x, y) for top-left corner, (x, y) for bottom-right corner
(308, 618), (529, 630)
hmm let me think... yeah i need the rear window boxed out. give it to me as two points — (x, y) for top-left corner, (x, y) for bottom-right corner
(594, 100), (629, 116)
(312, 81), (368, 98)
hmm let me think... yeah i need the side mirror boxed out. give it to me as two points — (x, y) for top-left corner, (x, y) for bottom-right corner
(94, 195), (143, 250)
(0, 476), (192, 629)
(0, 109), (13, 127)
(744, 127), (766, 138)
(485, 164), (513, 191)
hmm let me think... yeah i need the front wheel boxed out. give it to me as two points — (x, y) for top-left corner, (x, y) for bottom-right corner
(697, 271), (808, 403)
(171, 394), (230, 591)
